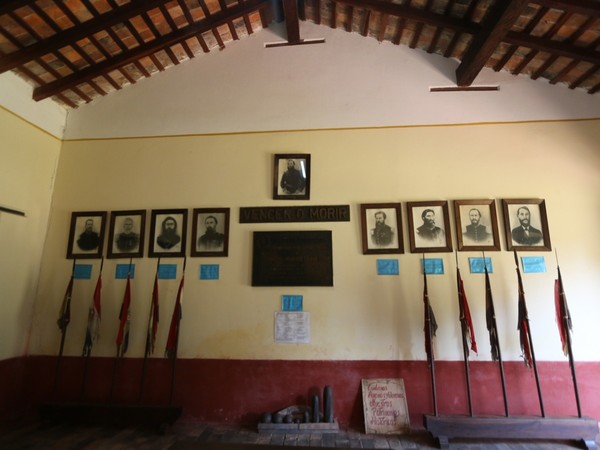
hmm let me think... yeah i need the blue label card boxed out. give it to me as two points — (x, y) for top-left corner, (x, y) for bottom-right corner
(422, 258), (444, 275)
(377, 259), (399, 275)
(73, 264), (92, 279)
(282, 295), (303, 311)
(200, 264), (219, 280)
(115, 264), (135, 279)
(158, 264), (177, 279)
(522, 256), (546, 273)
(469, 257), (493, 274)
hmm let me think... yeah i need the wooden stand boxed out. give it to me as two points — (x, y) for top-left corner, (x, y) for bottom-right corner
(424, 415), (599, 449)
(40, 402), (182, 429)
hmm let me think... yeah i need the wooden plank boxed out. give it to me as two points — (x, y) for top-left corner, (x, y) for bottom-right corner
(283, 0), (301, 43)
(456, 0), (529, 86)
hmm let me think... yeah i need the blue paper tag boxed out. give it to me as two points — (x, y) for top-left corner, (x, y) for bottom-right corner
(115, 264), (135, 279)
(158, 264), (177, 279)
(422, 258), (444, 275)
(282, 295), (303, 311)
(377, 259), (399, 275)
(522, 256), (546, 273)
(469, 257), (493, 274)
(200, 264), (219, 280)
(73, 264), (92, 279)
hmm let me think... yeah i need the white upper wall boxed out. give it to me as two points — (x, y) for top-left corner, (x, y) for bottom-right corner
(0, 71), (66, 139)
(64, 22), (600, 139)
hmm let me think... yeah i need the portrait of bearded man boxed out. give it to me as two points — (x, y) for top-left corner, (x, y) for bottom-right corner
(156, 216), (181, 250)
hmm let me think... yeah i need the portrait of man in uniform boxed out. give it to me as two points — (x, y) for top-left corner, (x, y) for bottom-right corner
(67, 211), (107, 259)
(191, 208), (230, 257)
(407, 201), (452, 253)
(273, 154), (311, 200)
(454, 200), (500, 251)
(360, 203), (403, 255)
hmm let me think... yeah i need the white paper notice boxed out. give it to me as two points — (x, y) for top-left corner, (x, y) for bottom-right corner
(274, 311), (310, 344)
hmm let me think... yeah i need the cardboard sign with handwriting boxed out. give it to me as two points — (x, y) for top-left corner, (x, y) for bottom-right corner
(361, 378), (410, 434)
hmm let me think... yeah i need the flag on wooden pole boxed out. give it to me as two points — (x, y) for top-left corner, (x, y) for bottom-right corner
(147, 269), (160, 356)
(165, 262), (185, 359)
(457, 267), (477, 355)
(423, 270), (438, 366)
(515, 252), (533, 368)
(82, 259), (103, 357)
(116, 271), (132, 358)
(57, 260), (76, 332)
(554, 266), (572, 357)
(484, 265), (500, 361)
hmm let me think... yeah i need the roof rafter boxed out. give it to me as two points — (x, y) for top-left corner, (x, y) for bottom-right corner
(32, 0), (270, 101)
(0, 0), (176, 74)
(456, 0), (530, 86)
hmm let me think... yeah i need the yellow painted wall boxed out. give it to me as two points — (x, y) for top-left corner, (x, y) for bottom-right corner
(0, 106), (62, 360)
(31, 119), (600, 363)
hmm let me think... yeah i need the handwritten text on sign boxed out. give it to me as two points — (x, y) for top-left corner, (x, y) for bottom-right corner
(361, 379), (410, 434)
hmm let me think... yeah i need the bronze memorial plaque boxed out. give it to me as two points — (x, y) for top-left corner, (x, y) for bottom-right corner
(252, 231), (333, 286)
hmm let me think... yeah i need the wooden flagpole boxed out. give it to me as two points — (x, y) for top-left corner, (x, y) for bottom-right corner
(482, 252), (509, 417)
(53, 258), (76, 400)
(514, 250), (545, 417)
(455, 253), (474, 416)
(168, 256), (186, 405)
(139, 257), (160, 402)
(423, 255), (438, 416)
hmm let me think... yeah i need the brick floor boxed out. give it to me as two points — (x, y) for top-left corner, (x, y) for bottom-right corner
(0, 418), (596, 449)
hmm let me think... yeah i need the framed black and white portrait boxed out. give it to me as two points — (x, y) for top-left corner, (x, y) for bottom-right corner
(360, 203), (404, 254)
(502, 199), (551, 251)
(273, 153), (310, 200)
(107, 210), (146, 259)
(407, 201), (452, 253)
(454, 199), (500, 251)
(66, 211), (107, 259)
(148, 209), (187, 257)
(191, 208), (230, 257)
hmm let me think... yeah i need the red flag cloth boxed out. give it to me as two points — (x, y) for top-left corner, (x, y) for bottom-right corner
(484, 268), (500, 361)
(148, 273), (160, 356)
(554, 268), (572, 357)
(457, 268), (478, 354)
(423, 273), (438, 365)
(165, 274), (184, 359)
(82, 273), (102, 356)
(57, 277), (74, 331)
(116, 276), (132, 357)
(516, 269), (533, 368)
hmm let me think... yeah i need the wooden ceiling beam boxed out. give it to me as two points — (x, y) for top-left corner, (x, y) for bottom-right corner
(283, 0), (301, 43)
(531, 0), (600, 17)
(0, 0), (175, 74)
(336, 0), (478, 35)
(505, 31), (600, 66)
(456, 0), (529, 86)
(32, 0), (270, 101)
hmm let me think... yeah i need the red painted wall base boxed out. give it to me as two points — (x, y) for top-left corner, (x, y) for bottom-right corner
(2, 356), (598, 429)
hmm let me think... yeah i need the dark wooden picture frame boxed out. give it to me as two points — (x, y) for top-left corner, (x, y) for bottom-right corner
(148, 208), (188, 258)
(502, 198), (552, 251)
(360, 203), (404, 254)
(66, 211), (107, 259)
(454, 199), (500, 252)
(191, 208), (230, 257)
(273, 153), (311, 200)
(107, 210), (146, 259)
(407, 201), (452, 253)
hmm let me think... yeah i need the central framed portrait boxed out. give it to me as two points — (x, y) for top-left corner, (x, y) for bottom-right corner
(191, 208), (230, 257)
(107, 209), (146, 259)
(453, 199), (500, 251)
(148, 208), (188, 258)
(273, 153), (311, 200)
(406, 201), (452, 253)
(360, 203), (404, 254)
